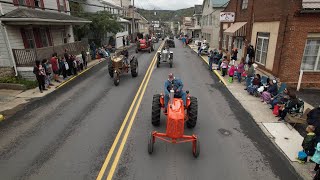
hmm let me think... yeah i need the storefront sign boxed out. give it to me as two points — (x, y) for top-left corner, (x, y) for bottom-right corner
(220, 12), (235, 22)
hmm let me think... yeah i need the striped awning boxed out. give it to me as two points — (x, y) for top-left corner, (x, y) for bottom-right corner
(224, 22), (247, 37)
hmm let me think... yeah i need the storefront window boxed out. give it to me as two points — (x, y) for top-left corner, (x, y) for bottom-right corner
(255, 32), (269, 65)
(301, 39), (320, 71)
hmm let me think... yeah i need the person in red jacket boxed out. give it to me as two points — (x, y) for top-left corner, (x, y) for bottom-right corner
(50, 52), (60, 83)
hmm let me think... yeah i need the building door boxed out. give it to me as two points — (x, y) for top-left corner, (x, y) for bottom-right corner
(235, 37), (243, 60)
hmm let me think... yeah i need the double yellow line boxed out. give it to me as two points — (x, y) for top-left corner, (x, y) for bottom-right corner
(96, 41), (165, 180)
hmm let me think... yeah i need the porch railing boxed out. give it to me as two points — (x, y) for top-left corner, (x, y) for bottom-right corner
(12, 41), (88, 67)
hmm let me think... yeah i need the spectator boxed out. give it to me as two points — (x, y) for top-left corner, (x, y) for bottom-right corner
(220, 56), (229, 77)
(81, 50), (87, 69)
(41, 59), (53, 88)
(64, 49), (73, 76)
(50, 53), (60, 83)
(208, 50), (214, 71)
(59, 57), (68, 79)
(247, 74), (262, 95)
(222, 49), (231, 63)
(33, 60), (47, 93)
(237, 58), (245, 83)
(214, 50), (222, 64)
(261, 79), (278, 103)
(244, 62), (255, 90)
(302, 125), (316, 156)
(71, 55), (78, 75)
(311, 142), (320, 173)
(90, 41), (96, 60)
(228, 64), (236, 82)
(182, 36), (186, 47)
(247, 45), (255, 63)
(269, 88), (290, 109)
(277, 92), (298, 121)
(307, 107), (320, 144)
(123, 36), (126, 47)
(231, 48), (238, 61)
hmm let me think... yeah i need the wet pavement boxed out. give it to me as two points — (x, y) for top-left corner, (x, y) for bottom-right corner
(0, 39), (301, 180)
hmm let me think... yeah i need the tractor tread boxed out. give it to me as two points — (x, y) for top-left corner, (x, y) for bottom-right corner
(187, 97), (198, 128)
(152, 94), (161, 126)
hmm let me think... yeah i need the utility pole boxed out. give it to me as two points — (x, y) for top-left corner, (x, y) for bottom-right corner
(132, 0), (135, 42)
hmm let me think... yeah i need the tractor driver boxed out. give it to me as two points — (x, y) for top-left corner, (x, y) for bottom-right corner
(121, 47), (129, 65)
(164, 73), (186, 113)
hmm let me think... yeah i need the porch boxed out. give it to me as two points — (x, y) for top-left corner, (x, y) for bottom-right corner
(12, 41), (88, 67)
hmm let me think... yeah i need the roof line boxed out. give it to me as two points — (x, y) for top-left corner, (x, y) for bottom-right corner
(0, 18), (92, 23)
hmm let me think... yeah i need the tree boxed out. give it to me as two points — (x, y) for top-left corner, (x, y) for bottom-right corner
(70, 3), (123, 40)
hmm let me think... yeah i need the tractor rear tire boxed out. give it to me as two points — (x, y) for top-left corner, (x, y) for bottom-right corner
(108, 60), (114, 78)
(187, 97), (198, 128)
(152, 94), (161, 126)
(192, 137), (200, 158)
(131, 57), (138, 77)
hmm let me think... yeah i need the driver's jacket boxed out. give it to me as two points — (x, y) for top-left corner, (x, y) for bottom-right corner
(164, 78), (183, 95)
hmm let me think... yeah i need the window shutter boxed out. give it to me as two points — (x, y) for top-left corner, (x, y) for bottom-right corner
(63, 0), (67, 12)
(13, 0), (19, 6)
(33, 28), (42, 48)
(46, 28), (52, 46)
(57, 0), (60, 11)
(20, 28), (29, 49)
(40, 0), (44, 9)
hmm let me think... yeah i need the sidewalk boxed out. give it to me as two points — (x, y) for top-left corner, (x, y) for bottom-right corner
(0, 58), (105, 120)
(189, 43), (316, 180)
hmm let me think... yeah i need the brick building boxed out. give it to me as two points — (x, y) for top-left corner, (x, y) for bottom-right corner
(219, 0), (320, 89)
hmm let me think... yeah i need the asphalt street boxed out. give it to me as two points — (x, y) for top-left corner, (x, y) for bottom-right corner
(0, 42), (161, 179)
(0, 39), (301, 180)
(111, 39), (301, 180)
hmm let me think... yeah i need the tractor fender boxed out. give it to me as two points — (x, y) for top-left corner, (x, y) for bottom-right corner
(129, 56), (136, 63)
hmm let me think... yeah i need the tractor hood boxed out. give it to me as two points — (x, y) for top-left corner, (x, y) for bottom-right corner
(167, 99), (185, 120)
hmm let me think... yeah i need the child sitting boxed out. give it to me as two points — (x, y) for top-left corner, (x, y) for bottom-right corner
(302, 125), (316, 156)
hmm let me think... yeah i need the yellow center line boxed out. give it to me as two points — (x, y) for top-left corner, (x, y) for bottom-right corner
(106, 46), (158, 180)
(96, 42), (164, 180)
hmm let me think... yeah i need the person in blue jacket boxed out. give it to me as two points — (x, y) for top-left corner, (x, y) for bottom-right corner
(164, 73), (186, 113)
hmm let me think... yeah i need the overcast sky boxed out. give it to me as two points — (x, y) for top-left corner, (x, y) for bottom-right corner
(134, 0), (203, 10)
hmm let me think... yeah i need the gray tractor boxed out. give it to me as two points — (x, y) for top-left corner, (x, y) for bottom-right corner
(157, 46), (173, 68)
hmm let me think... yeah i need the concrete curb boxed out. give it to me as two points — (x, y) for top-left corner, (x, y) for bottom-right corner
(188, 45), (228, 86)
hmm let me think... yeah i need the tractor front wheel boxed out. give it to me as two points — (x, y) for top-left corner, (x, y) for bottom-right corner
(152, 94), (161, 126)
(148, 132), (154, 154)
(192, 137), (200, 158)
(108, 60), (114, 78)
(130, 57), (138, 77)
(113, 71), (120, 86)
(187, 97), (198, 128)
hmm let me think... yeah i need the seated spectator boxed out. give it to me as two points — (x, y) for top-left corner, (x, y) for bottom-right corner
(269, 88), (290, 109)
(302, 125), (316, 156)
(261, 79), (278, 104)
(277, 92), (299, 121)
(247, 74), (262, 95)
(244, 62), (255, 90)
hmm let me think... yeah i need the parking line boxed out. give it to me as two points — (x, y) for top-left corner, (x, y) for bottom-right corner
(106, 45), (159, 180)
(96, 42), (164, 180)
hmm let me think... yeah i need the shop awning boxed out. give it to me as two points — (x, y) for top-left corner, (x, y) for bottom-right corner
(224, 22), (247, 37)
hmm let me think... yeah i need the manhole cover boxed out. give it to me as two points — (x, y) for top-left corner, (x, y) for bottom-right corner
(218, 128), (232, 136)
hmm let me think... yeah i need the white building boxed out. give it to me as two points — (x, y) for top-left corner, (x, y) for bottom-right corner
(81, 0), (130, 49)
(201, 0), (228, 49)
(0, 0), (90, 79)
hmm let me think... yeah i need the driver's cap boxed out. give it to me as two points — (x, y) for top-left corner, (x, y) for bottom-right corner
(168, 73), (174, 80)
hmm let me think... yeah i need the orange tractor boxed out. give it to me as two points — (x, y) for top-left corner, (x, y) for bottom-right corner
(148, 89), (200, 157)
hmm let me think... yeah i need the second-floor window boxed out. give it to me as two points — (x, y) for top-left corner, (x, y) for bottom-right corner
(242, 0), (248, 9)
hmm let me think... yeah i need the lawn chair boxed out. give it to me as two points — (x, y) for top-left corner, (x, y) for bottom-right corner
(261, 76), (268, 85)
(285, 99), (308, 129)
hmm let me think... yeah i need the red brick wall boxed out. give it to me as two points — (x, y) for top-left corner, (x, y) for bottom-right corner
(278, 0), (320, 88)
